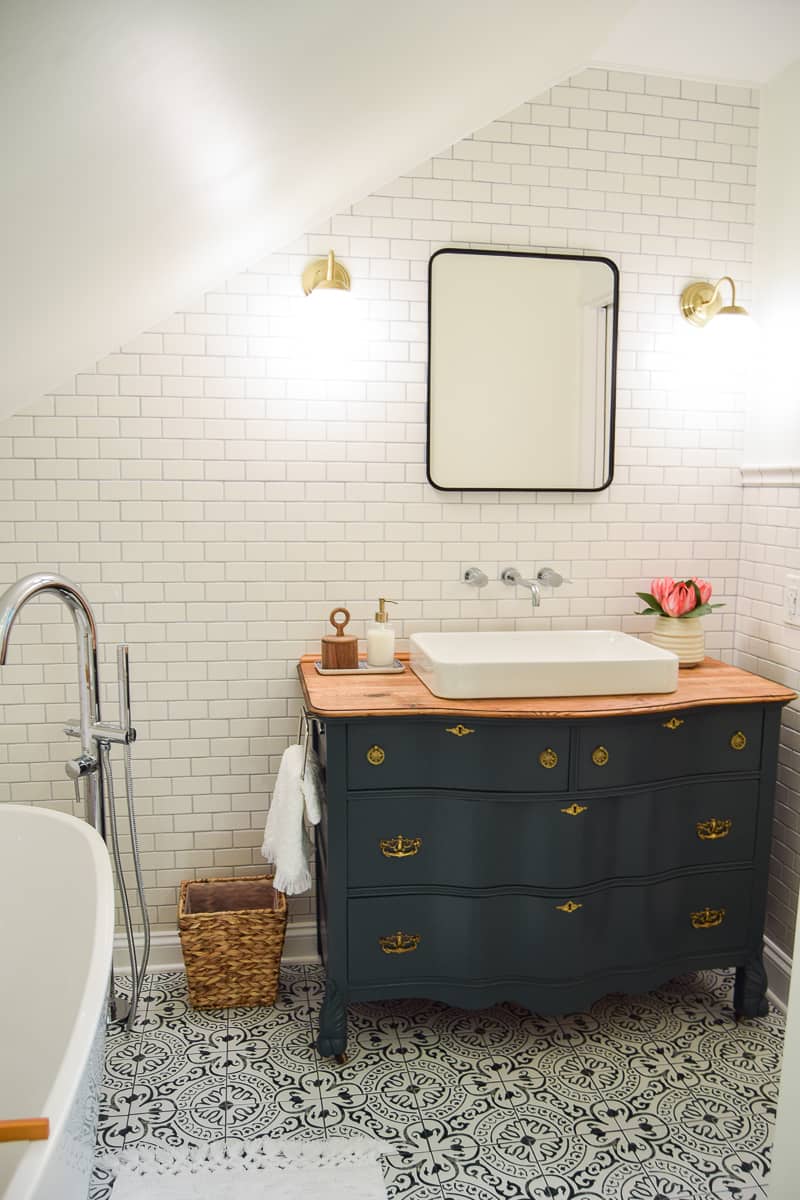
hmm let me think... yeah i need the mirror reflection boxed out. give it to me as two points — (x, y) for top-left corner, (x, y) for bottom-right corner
(427, 249), (618, 491)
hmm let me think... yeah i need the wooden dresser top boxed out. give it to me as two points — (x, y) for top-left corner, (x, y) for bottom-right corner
(298, 654), (796, 721)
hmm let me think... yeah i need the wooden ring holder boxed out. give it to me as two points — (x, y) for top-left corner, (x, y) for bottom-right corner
(321, 607), (359, 669)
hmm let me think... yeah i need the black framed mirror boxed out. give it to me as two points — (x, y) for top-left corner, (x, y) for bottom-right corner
(427, 248), (618, 492)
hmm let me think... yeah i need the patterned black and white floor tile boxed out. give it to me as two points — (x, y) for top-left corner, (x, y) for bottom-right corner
(92, 965), (782, 1198)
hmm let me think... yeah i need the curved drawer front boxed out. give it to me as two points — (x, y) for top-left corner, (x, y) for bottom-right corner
(348, 870), (752, 986)
(347, 721), (570, 792)
(577, 706), (763, 791)
(346, 778), (759, 890)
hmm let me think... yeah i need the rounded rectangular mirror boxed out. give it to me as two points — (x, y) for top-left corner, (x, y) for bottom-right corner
(427, 248), (619, 492)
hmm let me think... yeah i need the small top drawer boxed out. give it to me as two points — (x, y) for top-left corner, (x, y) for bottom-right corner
(347, 719), (570, 792)
(576, 705), (763, 790)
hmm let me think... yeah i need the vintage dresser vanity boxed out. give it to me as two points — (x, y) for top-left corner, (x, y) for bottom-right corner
(298, 655), (794, 1059)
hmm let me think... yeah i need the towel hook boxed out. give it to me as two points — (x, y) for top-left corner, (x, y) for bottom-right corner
(297, 708), (323, 781)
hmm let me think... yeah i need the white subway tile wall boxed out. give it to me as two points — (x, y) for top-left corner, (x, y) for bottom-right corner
(737, 475), (800, 953)
(0, 70), (766, 939)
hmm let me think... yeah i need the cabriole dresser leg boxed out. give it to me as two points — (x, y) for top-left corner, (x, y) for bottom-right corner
(734, 951), (769, 1019)
(316, 976), (348, 1060)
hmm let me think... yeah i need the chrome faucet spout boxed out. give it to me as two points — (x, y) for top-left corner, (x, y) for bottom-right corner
(501, 567), (541, 608)
(0, 572), (102, 823)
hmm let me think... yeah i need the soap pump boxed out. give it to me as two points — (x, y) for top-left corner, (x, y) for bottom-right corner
(366, 598), (397, 667)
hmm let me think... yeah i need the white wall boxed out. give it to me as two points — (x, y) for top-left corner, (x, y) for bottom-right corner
(744, 59), (800, 466)
(745, 57), (800, 1200)
(0, 68), (758, 935)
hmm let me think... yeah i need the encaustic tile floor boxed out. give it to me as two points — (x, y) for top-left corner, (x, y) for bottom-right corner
(93, 965), (783, 1199)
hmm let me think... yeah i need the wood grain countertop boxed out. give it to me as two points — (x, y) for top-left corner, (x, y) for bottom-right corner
(298, 653), (796, 721)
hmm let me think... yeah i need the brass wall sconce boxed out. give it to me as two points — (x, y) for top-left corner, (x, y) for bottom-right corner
(679, 275), (749, 327)
(302, 249), (351, 296)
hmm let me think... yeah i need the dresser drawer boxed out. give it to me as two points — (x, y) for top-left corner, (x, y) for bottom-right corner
(347, 870), (752, 986)
(346, 778), (759, 890)
(576, 706), (763, 790)
(346, 720), (570, 792)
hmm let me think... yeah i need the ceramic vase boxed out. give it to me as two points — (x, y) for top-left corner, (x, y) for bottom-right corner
(650, 615), (705, 668)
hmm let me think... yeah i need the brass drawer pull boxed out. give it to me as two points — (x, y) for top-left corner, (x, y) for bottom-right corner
(592, 745), (609, 767)
(446, 724), (475, 737)
(730, 731), (747, 751)
(379, 835), (422, 859)
(690, 907), (726, 930)
(562, 803), (588, 816)
(556, 900), (582, 913)
(662, 717), (684, 730)
(366, 745), (385, 766)
(539, 748), (559, 769)
(696, 818), (732, 841)
(379, 931), (420, 954)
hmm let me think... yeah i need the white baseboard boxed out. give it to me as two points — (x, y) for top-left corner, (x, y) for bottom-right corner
(765, 936), (792, 1013)
(113, 919), (320, 974)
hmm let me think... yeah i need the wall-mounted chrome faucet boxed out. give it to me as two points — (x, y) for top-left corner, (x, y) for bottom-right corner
(501, 566), (569, 609)
(501, 567), (541, 608)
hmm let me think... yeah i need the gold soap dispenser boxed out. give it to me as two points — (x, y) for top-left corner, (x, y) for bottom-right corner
(366, 598), (397, 667)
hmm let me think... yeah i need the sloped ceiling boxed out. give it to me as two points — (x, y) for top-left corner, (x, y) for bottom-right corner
(0, 0), (633, 422)
(3, 2), (798, 426)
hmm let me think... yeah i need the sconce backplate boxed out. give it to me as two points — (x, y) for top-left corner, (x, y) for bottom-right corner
(680, 280), (722, 327)
(302, 257), (351, 296)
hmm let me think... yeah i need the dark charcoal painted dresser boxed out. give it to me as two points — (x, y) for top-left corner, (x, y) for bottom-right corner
(298, 655), (795, 1060)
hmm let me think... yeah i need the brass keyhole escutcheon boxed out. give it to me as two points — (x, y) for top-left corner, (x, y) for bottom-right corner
(696, 818), (732, 841)
(366, 745), (385, 766)
(592, 745), (609, 767)
(662, 717), (684, 730)
(446, 724), (475, 737)
(690, 907), (726, 929)
(730, 731), (747, 751)
(556, 900), (583, 914)
(539, 748), (558, 769)
(561, 803), (588, 817)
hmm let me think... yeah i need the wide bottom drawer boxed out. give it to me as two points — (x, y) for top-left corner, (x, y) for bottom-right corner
(347, 871), (752, 986)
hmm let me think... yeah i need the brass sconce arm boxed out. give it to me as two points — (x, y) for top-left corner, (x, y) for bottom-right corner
(680, 275), (749, 326)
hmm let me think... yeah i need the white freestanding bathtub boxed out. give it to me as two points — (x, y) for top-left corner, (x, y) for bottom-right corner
(0, 805), (114, 1200)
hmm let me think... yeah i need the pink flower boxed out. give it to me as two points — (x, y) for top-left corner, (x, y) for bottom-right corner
(662, 581), (697, 617)
(692, 577), (712, 605)
(650, 578), (675, 608)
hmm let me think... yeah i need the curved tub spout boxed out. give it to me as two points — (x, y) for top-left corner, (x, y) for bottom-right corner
(0, 573), (103, 830)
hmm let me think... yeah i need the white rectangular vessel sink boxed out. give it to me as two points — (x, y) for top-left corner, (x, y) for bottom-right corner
(409, 630), (678, 699)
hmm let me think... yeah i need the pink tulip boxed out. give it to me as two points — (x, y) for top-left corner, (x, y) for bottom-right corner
(692, 577), (712, 605)
(662, 581), (697, 617)
(650, 578), (675, 608)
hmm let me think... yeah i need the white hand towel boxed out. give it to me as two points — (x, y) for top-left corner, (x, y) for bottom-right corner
(262, 743), (314, 895)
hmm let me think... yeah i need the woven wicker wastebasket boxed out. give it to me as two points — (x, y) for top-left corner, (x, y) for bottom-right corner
(178, 875), (287, 1008)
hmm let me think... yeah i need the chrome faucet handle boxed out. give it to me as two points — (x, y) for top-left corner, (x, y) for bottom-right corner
(66, 752), (97, 781)
(536, 567), (571, 588)
(463, 567), (488, 588)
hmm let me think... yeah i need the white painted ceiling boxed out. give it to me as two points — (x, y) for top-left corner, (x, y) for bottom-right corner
(1, 0), (799, 424)
(593, 0), (800, 85)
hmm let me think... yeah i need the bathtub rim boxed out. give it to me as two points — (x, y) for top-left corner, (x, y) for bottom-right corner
(1, 803), (114, 1200)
